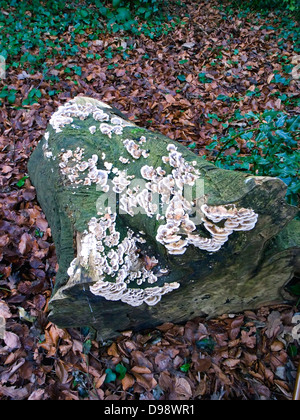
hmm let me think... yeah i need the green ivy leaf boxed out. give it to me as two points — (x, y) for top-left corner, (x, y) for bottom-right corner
(7, 92), (17, 104)
(115, 363), (127, 380)
(104, 368), (117, 383)
(83, 339), (92, 355)
(241, 131), (254, 140)
(177, 74), (186, 82)
(206, 141), (218, 150)
(180, 363), (191, 373)
(217, 94), (230, 101)
(73, 66), (82, 76)
(16, 176), (29, 188)
(112, 0), (122, 8)
(196, 337), (216, 353)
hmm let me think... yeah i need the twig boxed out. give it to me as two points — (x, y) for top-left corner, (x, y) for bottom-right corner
(293, 364), (300, 401)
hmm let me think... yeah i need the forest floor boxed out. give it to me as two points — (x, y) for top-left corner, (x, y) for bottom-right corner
(0, 0), (299, 400)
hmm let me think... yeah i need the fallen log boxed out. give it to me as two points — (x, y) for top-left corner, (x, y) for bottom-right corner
(28, 96), (300, 340)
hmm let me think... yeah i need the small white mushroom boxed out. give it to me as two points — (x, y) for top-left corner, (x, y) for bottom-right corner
(93, 110), (110, 122)
(77, 161), (89, 172)
(89, 126), (97, 134)
(62, 150), (73, 162)
(136, 189), (158, 217)
(88, 154), (99, 168)
(123, 139), (143, 159)
(112, 171), (131, 193)
(88, 167), (99, 181)
(104, 162), (113, 171)
(112, 125), (123, 135)
(84, 178), (92, 186)
(141, 165), (156, 181)
(100, 123), (112, 136)
(111, 116), (123, 126)
(96, 170), (109, 189)
(119, 157), (130, 164)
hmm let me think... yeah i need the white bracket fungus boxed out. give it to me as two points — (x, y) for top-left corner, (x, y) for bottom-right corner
(119, 157), (130, 165)
(58, 148), (110, 192)
(89, 126), (97, 134)
(140, 144), (258, 256)
(49, 96), (134, 135)
(93, 109), (110, 122)
(112, 171), (132, 194)
(123, 139), (143, 160)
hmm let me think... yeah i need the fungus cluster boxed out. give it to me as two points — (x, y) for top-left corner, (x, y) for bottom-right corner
(58, 148), (110, 192)
(123, 139), (149, 160)
(139, 144), (258, 256)
(50, 100), (97, 133)
(112, 170), (133, 194)
(119, 178), (159, 218)
(100, 123), (123, 138)
(67, 212), (179, 307)
(49, 97), (134, 135)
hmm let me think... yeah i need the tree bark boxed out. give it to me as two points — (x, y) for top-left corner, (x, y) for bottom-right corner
(28, 96), (300, 340)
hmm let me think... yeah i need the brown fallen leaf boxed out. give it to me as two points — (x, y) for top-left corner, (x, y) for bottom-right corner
(154, 353), (172, 372)
(131, 365), (152, 374)
(39, 324), (61, 357)
(28, 389), (46, 400)
(172, 377), (192, 400)
(0, 234), (9, 247)
(133, 372), (157, 392)
(0, 358), (26, 383)
(115, 68), (126, 78)
(18, 233), (32, 255)
(0, 300), (12, 319)
(122, 373), (135, 391)
(107, 342), (119, 357)
(241, 327), (257, 348)
(131, 351), (153, 370)
(95, 373), (107, 389)
(0, 385), (29, 400)
(2, 166), (13, 174)
(271, 340), (285, 352)
(35, 216), (48, 232)
(55, 360), (69, 384)
(158, 370), (173, 392)
(265, 311), (283, 339)
(165, 94), (176, 104)
(192, 352), (212, 372)
(4, 331), (21, 350)
(222, 358), (240, 369)
(212, 363), (232, 386)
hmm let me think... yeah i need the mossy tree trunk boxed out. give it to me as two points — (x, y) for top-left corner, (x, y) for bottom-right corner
(28, 96), (300, 340)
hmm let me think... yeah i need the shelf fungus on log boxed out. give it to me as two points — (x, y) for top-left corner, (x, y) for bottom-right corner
(28, 96), (300, 340)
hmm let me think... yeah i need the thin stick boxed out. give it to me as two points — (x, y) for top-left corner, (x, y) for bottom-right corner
(293, 364), (300, 401)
